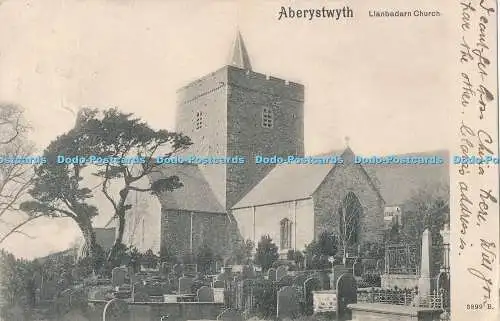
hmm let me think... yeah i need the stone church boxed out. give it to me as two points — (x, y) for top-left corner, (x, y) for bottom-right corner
(115, 32), (449, 259)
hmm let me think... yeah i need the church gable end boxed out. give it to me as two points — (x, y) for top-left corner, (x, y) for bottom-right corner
(312, 160), (384, 245)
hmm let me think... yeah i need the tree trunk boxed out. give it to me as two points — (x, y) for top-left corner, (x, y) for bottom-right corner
(107, 213), (125, 262)
(76, 217), (99, 264)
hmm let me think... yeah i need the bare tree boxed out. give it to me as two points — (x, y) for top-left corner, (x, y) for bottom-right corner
(0, 104), (36, 245)
(338, 192), (361, 265)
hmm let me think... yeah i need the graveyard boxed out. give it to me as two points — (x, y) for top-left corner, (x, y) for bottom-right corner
(0, 226), (450, 321)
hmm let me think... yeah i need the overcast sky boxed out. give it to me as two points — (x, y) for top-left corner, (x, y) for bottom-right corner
(0, 0), (455, 258)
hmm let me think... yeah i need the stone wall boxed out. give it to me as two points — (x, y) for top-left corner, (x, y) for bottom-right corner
(348, 303), (442, 321)
(226, 65), (304, 209)
(176, 67), (229, 207)
(232, 198), (314, 252)
(122, 180), (163, 253)
(161, 209), (239, 258)
(313, 150), (385, 244)
(88, 300), (224, 321)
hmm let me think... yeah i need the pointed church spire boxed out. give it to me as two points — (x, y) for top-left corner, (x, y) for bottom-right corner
(228, 30), (252, 70)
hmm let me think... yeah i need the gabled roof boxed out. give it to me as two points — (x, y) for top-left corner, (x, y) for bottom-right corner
(233, 150), (345, 209)
(149, 164), (226, 213)
(233, 149), (449, 209)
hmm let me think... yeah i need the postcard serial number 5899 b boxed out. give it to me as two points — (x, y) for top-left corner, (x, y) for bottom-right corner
(465, 303), (494, 310)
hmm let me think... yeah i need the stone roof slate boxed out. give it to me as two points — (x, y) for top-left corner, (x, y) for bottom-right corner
(233, 149), (449, 209)
(149, 163), (226, 213)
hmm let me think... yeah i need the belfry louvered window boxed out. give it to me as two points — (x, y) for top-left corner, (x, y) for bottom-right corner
(262, 107), (273, 128)
(194, 111), (204, 130)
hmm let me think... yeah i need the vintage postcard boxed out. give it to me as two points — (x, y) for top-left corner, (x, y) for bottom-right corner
(0, 1), (498, 321)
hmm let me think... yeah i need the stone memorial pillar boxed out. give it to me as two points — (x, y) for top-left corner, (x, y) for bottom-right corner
(418, 229), (432, 297)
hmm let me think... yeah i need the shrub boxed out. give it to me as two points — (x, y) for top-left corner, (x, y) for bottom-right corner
(254, 235), (279, 271)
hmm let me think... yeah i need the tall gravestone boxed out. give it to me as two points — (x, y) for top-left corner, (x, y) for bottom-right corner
(102, 298), (130, 321)
(197, 286), (214, 302)
(217, 308), (243, 321)
(276, 265), (288, 281)
(267, 268), (277, 281)
(418, 229), (433, 297)
(111, 267), (126, 287)
(331, 265), (350, 289)
(276, 286), (301, 320)
(178, 276), (194, 294)
(352, 261), (362, 277)
(336, 273), (357, 321)
(277, 275), (294, 288)
(304, 277), (321, 315)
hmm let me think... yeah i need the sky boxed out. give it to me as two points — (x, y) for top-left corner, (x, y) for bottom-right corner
(0, 0), (456, 258)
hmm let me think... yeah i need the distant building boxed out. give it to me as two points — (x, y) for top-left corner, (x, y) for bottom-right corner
(384, 206), (402, 228)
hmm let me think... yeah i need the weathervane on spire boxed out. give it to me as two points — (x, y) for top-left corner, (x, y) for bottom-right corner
(345, 136), (350, 147)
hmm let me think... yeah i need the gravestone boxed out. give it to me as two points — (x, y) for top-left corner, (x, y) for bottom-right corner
(88, 287), (113, 300)
(102, 298), (130, 321)
(304, 277), (321, 315)
(213, 287), (225, 303)
(61, 309), (89, 321)
(336, 273), (357, 321)
(276, 265), (288, 281)
(213, 280), (225, 288)
(241, 265), (256, 279)
(161, 262), (172, 275)
(352, 261), (363, 277)
(292, 274), (308, 288)
(276, 286), (301, 320)
(331, 265), (350, 289)
(111, 267), (127, 286)
(178, 276), (194, 294)
(217, 308), (243, 321)
(267, 268), (277, 281)
(132, 290), (151, 302)
(376, 259), (384, 273)
(277, 275), (294, 288)
(197, 286), (214, 302)
(418, 228), (433, 296)
(173, 264), (183, 275)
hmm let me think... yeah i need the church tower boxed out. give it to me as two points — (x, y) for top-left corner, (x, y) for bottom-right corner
(175, 31), (304, 209)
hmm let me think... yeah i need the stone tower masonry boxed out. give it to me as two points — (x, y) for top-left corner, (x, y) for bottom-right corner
(175, 31), (305, 209)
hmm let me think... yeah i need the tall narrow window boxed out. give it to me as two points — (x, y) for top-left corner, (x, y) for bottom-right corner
(280, 218), (293, 249)
(338, 192), (362, 246)
(262, 107), (273, 128)
(194, 111), (204, 130)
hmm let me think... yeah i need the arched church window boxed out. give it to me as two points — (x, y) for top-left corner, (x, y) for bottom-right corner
(262, 107), (273, 128)
(338, 192), (362, 246)
(280, 218), (293, 249)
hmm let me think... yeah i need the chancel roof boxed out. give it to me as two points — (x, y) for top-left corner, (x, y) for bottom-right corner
(149, 164), (225, 213)
(233, 149), (449, 209)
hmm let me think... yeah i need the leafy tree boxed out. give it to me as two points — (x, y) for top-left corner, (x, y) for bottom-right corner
(304, 231), (339, 270)
(286, 249), (304, 265)
(359, 242), (384, 259)
(254, 235), (279, 271)
(20, 119), (100, 263)
(229, 239), (254, 265)
(20, 107), (191, 265)
(401, 183), (449, 244)
(76, 108), (191, 261)
(401, 183), (449, 274)
(196, 244), (215, 274)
